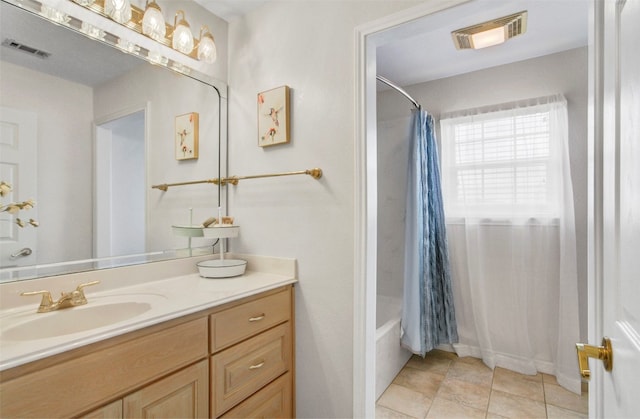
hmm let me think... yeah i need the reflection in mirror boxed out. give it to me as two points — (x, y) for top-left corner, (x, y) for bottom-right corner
(0, 0), (227, 282)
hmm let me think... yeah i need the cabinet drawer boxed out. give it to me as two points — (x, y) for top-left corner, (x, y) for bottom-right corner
(212, 322), (291, 417)
(210, 288), (291, 352)
(220, 372), (292, 418)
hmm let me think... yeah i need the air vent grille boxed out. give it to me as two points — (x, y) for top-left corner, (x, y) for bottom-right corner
(2, 38), (51, 59)
(451, 11), (528, 50)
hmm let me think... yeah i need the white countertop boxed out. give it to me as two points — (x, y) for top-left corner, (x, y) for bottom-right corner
(0, 254), (297, 371)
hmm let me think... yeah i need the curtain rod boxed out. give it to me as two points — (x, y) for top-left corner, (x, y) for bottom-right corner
(152, 168), (323, 191)
(376, 75), (421, 110)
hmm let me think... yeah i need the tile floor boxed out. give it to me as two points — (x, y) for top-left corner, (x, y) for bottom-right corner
(376, 350), (588, 419)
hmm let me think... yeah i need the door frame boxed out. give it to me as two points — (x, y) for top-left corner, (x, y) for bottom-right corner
(587, 0), (604, 416)
(353, 1), (470, 416)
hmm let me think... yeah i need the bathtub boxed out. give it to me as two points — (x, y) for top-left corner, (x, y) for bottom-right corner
(376, 295), (412, 400)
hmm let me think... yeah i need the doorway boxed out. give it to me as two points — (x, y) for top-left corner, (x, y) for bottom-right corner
(354, 0), (588, 415)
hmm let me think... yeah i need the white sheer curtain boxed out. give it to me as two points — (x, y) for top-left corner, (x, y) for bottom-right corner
(439, 95), (581, 394)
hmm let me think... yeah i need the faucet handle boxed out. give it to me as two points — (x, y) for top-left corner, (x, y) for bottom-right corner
(72, 280), (100, 302)
(76, 280), (100, 293)
(20, 290), (54, 310)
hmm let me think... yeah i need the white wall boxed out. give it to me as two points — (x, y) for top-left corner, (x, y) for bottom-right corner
(377, 46), (589, 340)
(226, 1), (422, 417)
(0, 61), (94, 265)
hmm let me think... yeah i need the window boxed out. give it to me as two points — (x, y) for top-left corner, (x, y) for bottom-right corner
(440, 96), (568, 219)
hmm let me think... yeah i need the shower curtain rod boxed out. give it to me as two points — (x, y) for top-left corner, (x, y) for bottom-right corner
(376, 75), (421, 110)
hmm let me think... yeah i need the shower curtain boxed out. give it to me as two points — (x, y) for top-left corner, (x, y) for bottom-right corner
(401, 108), (458, 357)
(440, 95), (581, 394)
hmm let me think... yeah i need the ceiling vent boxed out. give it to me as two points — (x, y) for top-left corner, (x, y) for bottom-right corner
(451, 11), (528, 50)
(2, 38), (51, 59)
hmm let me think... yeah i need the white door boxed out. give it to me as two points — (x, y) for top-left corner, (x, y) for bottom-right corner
(0, 107), (37, 269)
(593, 0), (640, 416)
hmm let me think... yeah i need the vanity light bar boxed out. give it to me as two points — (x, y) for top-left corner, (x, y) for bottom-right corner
(7, 0), (194, 75)
(79, 0), (212, 61)
(85, 0), (170, 45)
(152, 168), (324, 191)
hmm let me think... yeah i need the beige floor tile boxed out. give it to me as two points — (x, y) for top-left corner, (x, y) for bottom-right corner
(377, 384), (432, 419)
(446, 357), (494, 387)
(544, 383), (588, 414)
(488, 389), (547, 418)
(405, 355), (452, 376)
(543, 373), (559, 386)
(492, 367), (545, 401)
(393, 366), (446, 398)
(546, 404), (588, 419)
(486, 413), (510, 419)
(376, 404), (418, 419)
(456, 356), (488, 366)
(437, 376), (491, 411)
(425, 395), (486, 419)
(426, 349), (459, 360)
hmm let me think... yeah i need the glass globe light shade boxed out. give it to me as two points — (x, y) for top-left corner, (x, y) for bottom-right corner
(104, 0), (132, 24)
(172, 24), (194, 54)
(142, 1), (166, 41)
(197, 33), (217, 63)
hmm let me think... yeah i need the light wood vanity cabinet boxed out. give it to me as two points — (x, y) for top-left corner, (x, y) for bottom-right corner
(0, 285), (295, 419)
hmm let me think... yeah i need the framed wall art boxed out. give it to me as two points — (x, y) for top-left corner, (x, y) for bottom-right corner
(175, 112), (199, 160)
(257, 85), (290, 147)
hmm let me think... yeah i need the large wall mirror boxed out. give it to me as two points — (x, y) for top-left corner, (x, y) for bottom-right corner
(0, 0), (227, 282)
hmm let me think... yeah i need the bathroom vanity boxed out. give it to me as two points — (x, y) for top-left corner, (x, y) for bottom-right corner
(0, 255), (296, 418)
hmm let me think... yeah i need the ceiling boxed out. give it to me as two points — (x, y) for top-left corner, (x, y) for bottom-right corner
(0, 2), (143, 87)
(194, 0), (269, 22)
(375, 0), (589, 86)
(195, 0), (588, 88)
(0, 0), (588, 89)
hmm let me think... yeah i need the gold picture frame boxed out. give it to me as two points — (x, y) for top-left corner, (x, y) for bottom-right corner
(175, 112), (199, 160)
(258, 85), (290, 147)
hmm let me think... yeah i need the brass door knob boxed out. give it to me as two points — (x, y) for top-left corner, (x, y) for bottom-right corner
(576, 337), (613, 380)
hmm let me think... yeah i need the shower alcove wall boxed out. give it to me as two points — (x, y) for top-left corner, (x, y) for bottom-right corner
(375, 115), (412, 400)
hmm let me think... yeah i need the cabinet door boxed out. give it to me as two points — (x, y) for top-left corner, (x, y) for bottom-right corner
(123, 360), (208, 418)
(80, 400), (123, 419)
(212, 322), (291, 416)
(220, 372), (292, 419)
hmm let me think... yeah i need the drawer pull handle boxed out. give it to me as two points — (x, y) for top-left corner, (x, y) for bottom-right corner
(249, 360), (265, 370)
(248, 314), (266, 322)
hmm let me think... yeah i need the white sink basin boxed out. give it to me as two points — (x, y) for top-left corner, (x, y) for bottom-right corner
(1, 293), (166, 341)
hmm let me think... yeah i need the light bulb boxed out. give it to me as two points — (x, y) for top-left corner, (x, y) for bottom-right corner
(471, 27), (506, 49)
(172, 11), (194, 54)
(197, 26), (217, 63)
(104, 0), (132, 24)
(142, 0), (166, 41)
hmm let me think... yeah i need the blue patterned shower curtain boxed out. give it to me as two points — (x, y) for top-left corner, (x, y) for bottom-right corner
(401, 109), (458, 356)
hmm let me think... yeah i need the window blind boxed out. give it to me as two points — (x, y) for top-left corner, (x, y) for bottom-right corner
(440, 96), (567, 218)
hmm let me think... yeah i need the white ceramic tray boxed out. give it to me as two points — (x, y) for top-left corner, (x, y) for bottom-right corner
(197, 259), (247, 278)
(171, 225), (204, 237)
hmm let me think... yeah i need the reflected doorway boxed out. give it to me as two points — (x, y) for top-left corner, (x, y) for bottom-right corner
(94, 109), (146, 262)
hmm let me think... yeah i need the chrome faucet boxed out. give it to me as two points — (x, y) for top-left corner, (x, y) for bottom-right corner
(20, 281), (100, 313)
